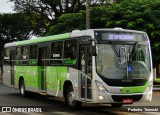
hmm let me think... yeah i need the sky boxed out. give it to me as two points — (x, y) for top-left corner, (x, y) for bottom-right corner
(0, 0), (14, 13)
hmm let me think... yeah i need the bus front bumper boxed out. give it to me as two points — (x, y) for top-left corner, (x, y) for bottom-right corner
(91, 89), (152, 104)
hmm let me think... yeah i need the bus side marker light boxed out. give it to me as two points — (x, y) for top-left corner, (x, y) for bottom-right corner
(98, 96), (104, 100)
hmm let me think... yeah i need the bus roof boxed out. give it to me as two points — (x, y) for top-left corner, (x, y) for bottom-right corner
(17, 33), (71, 46)
(4, 33), (71, 48)
(4, 28), (147, 48)
(4, 29), (94, 48)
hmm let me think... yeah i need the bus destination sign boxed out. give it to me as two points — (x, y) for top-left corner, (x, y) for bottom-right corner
(101, 33), (135, 41)
(108, 34), (134, 41)
(95, 31), (148, 41)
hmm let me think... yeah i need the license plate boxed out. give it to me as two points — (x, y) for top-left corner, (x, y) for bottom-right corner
(123, 99), (133, 103)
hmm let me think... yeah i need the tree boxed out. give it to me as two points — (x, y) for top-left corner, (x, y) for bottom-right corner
(10, 0), (118, 34)
(46, 11), (86, 35)
(104, 0), (160, 65)
(47, 0), (160, 66)
(10, 0), (117, 19)
(0, 13), (44, 42)
(46, 6), (108, 35)
(0, 13), (45, 66)
(10, 0), (86, 24)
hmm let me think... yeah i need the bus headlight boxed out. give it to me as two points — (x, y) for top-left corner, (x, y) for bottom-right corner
(95, 80), (107, 92)
(145, 81), (152, 92)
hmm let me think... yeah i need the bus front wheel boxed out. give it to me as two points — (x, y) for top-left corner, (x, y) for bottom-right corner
(65, 86), (81, 109)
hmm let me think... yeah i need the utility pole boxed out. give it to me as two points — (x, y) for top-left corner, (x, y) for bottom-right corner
(86, 0), (90, 29)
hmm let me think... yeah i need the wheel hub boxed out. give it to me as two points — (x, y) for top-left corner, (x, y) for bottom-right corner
(68, 92), (75, 104)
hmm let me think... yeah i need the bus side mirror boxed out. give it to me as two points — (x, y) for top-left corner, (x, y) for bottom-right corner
(92, 45), (97, 56)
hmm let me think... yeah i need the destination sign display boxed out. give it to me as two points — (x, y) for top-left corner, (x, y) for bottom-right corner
(95, 31), (148, 41)
(108, 34), (134, 41)
(102, 33), (136, 41)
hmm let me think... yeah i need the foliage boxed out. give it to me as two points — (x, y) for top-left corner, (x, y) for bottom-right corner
(9, 0), (117, 34)
(46, 6), (109, 35)
(9, 0), (86, 26)
(0, 13), (44, 42)
(105, 0), (160, 63)
(46, 11), (86, 35)
(0, 13), (45, 64)
(1, 0), (160, 64)
(47, 0), (160, 64)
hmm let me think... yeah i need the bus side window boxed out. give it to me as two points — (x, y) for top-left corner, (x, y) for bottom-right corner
(21, 46), (29, 65)
(64, 39), (77, 65)
(16, 47), (21, 65)
(50, 41), (63, 65)
(29, 45), (37, 65)
(16, 47), (21, 59)
(4, 48), (10, 65)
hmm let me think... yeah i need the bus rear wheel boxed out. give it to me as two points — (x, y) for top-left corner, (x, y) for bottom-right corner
(19, 80), (27, 97)
(65, 86), (81, 109)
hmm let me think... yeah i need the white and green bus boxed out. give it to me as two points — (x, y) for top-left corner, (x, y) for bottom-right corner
(3, 28), (153, 108)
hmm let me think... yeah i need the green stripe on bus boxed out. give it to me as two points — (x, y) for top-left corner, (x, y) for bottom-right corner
(46, 66), (68, 91)
(15, 66), (39, 87)
(16, 33), (71, 46)
(121, 81), (149, 93)
(15, 66), (68, 90)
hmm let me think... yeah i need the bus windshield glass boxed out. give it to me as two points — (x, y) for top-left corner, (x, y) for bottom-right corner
(96, 42), (151, 80)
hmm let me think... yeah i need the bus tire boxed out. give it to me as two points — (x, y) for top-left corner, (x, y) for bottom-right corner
(111, 103), (123, 108)
(65, 86), (82, 109)
(19, 80), (27, 97)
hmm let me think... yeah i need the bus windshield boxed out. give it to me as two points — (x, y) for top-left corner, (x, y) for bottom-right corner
(96, 42), (151, 80)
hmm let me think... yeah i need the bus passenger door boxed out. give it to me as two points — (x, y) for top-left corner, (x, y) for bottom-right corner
(79, 45), (92, 101)
(10, 50), (16, 86)
(38, 47), (48, 92)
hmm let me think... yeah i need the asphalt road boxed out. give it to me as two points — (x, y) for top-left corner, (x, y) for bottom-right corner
(0, 82), (159, 115)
